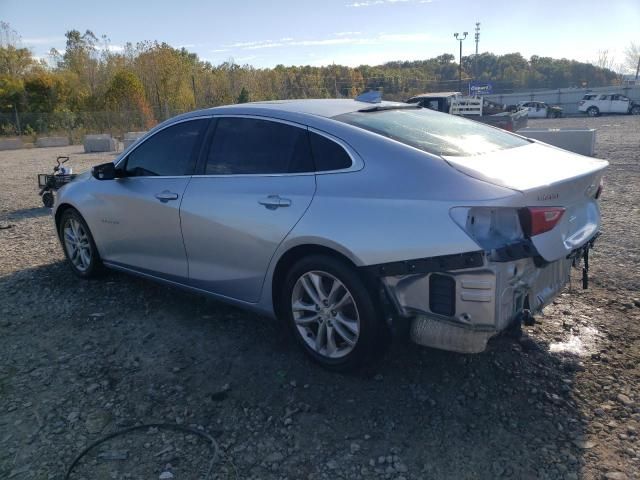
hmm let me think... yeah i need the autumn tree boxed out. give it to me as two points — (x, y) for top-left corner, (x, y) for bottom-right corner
(104, 70), (154, 128)
(624, 42), (640, 78)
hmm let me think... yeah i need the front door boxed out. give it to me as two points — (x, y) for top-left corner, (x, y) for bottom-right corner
(180, 116), (316, 303)
(93, 118), (209, 281)
(596, 94), (612, 113)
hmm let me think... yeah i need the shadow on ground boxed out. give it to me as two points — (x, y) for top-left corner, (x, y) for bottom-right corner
(0, 262), (589, 479)
(3, 206), (51, 221)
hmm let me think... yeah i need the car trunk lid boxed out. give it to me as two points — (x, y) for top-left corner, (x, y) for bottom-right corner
(443, 143), (608, 261)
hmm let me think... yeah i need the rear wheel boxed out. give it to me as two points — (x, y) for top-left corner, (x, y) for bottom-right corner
(59, 208), (103, 278)
(631, 105), (640, 115)
(587, 106), (599, 117)
(281, 255), (387, 371)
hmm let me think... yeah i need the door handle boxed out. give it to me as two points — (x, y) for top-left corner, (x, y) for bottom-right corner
(258, 195), (291, 210)
(155, 190), (179, 202)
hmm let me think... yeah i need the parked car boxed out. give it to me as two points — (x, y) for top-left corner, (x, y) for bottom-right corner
(53, 99), (608, 370)
(578, 93), (640, 116)
(406, 92), (528, 131)
(517, 101), (563, 118)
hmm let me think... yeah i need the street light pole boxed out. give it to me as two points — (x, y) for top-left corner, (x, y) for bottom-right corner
(454, 31), (468, 93)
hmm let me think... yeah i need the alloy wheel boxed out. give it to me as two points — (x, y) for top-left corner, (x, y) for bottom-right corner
(291, 270), (360, 359)
(63, 218), (92, 272)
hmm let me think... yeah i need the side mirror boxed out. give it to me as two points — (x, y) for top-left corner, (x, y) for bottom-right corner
(92, 162), (118, 180)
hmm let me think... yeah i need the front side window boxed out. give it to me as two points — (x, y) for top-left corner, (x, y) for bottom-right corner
(205, 117), (314, 175)
(126, 119), (207, 176)
(334, 108), (530, 157)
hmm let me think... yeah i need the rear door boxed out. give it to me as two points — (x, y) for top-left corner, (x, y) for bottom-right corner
(611, 94), (630, 113)
(180, 116), (316, 303)
(92, 118), (209, 280)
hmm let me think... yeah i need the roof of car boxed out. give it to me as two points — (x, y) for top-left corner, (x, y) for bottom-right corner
(183, 99), (409, 119)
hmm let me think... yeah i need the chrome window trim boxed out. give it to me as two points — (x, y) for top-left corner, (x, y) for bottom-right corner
(189, 114), (363, 179)
(114, 115), (213, 171)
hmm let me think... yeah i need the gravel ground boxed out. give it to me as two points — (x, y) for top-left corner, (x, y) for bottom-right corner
(0, 116), (639, 480)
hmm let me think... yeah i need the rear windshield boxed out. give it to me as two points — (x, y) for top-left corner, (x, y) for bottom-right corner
(333, 108), (529, 157)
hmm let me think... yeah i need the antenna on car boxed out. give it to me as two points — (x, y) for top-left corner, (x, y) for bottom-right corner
(355, 90), (382, 104)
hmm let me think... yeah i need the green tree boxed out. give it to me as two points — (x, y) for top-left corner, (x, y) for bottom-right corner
(236, 86), (250, 103)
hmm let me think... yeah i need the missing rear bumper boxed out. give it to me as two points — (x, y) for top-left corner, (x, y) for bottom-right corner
(377, 254), (573, 353)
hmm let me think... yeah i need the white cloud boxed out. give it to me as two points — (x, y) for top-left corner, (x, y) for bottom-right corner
(236, 55), (259, 63)
(346, 0), (431, 6)
(22, 36), (66, 45)
(106, 44), (124, 53)
(220, 32), (432, 52)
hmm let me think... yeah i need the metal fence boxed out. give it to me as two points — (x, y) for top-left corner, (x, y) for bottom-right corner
(0, 108), (183, 143)
(2, 83), (639, 142)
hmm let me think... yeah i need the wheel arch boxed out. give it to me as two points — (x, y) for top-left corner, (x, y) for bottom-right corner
(270, 243), (364, 319)
(54, 203), (76, 236)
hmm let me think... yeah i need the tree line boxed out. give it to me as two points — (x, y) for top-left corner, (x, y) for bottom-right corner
(0, 23), (624, 137)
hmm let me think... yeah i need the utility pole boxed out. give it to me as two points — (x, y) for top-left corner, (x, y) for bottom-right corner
(454, 31), (468, 92)
(636, 55), (640, 80)
(474, 22), (480, 80)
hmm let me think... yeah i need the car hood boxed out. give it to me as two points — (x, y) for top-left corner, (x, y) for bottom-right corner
(442, 142), (608, 192)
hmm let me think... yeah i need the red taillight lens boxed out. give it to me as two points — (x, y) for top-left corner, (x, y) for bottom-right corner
(519, 207), (565, 237)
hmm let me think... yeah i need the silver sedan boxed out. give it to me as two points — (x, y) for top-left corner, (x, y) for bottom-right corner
(53, 99), (608, 370)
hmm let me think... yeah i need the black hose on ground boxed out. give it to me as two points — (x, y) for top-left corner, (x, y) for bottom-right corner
(64, 423), (220, 480)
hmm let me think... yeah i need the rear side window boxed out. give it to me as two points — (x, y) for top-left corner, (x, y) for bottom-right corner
(309, 132), (352, 171)
(334, 108), (529, 157)
(126, 119), (207, 176)
(206, 117), (314, 175)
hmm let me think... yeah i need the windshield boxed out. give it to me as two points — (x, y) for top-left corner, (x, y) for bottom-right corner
(334, 108), (529, 157)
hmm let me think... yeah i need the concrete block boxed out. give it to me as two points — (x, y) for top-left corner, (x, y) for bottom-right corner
(123, 131), (147, 150)
(0, 138), (24, 150)
(517, 128), (596, 156)
(36, 136), (70, 148)
(83, 134), (117, 153)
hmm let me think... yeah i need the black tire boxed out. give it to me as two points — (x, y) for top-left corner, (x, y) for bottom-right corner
(58, 208), (103, 279)
(280, 254), (388, 372)
(631, 105), (640, 115)
(587, 106), (599, 117)
(42, 191), (54, 208)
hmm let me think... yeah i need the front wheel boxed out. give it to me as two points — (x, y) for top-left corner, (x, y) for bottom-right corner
(281, 255), (388, 371)
(59, 208), (103, 278)
(587, 106), (599, 117)
(630, 105), (640, 115)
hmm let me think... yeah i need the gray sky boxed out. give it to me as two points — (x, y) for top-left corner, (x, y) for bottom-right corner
(2, 0), (639, 69)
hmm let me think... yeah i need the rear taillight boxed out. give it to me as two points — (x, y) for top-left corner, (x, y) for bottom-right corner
(518, 207), (565, 237)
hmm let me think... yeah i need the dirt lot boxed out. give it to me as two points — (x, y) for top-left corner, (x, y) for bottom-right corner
(1, 116), (639, 480)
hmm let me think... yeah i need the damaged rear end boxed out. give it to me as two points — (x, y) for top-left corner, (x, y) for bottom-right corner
(375, 143), (608, 353)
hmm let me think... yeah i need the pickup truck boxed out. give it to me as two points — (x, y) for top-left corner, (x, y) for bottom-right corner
(516, 101), (563, 118)
(578, 93), (640, 116)
(406, 92), (528, 131)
